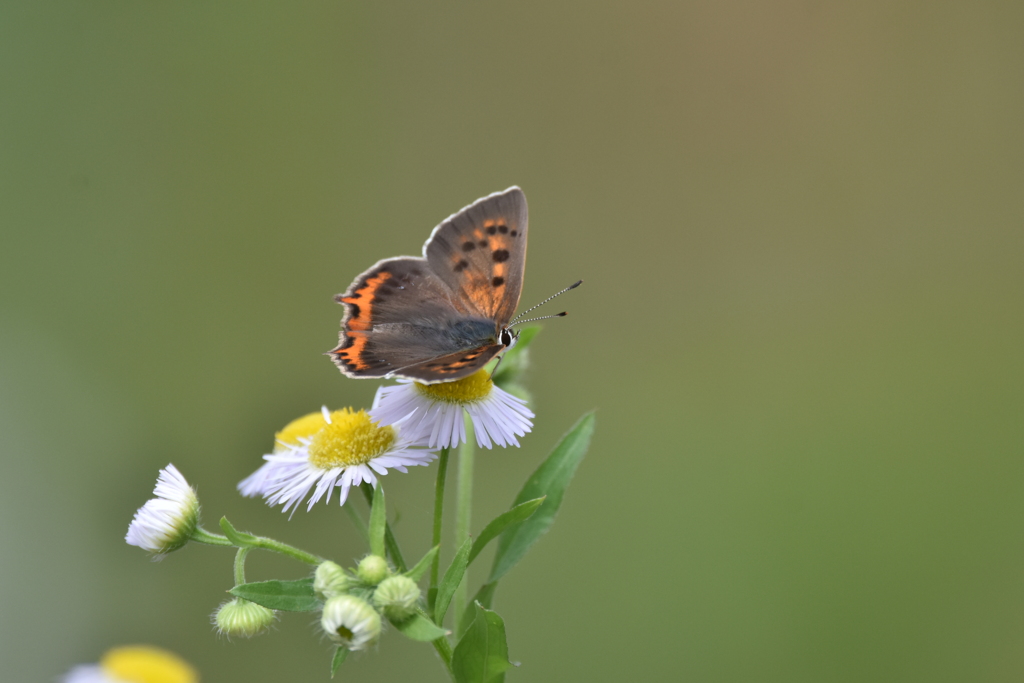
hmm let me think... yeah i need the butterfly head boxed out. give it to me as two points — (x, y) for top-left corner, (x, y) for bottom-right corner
(499, 326), (519, 351)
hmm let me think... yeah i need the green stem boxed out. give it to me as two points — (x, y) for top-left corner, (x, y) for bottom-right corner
(429, 448), (450, 611)
(191, 527), (233, 546)
(344, 502), (369, 543)
(432, 636), (456, 681)
(360, 484), (407, 571)
(248, 537), (323, 565)
(233, 547), (250, 585)
(453, 416), (475, 633)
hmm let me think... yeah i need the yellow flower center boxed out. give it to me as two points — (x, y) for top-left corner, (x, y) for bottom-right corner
(308, 409), (396, 469)
(101, 646), (198, 683)
(274, 410), (329, 451)
(415, 369), (493, 404)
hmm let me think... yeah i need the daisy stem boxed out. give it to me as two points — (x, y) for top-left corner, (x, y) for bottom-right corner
(344, 502), (369, 543)
(453, 416), (475, 632)
(359, 484), (407, 572)
(191, 527), (233, 546)
(429, 447), (450, 612)
(233, 547), (250, 585)
(431, 636), (456, 681)
(247, 537), (323, 565)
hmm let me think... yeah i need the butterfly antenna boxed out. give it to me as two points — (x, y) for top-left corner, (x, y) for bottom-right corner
(508, 279), (582, 326)
(510, 312), (568, 327)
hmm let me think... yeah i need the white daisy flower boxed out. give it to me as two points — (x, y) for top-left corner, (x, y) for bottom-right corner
(370, 368), (534, 449)
(238, 407), (436, 514)
(321, 594), (382, 651)
(125, 464), (200, 557)
(62, 646), (198, 683)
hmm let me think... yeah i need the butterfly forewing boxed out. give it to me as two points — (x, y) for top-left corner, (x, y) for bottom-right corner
(423, 187), (528, 327)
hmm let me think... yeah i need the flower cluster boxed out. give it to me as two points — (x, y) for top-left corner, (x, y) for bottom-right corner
(313, 556), (422, 651)
(238, 368), (533, 514)
(122, 348), (553, 674)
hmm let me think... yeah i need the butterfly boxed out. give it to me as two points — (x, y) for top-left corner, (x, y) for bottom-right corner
(331, 187), (545, 384)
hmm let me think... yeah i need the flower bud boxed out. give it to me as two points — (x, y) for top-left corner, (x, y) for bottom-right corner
(313, 561), (351, 600)
(213, 598), (276, 638)
(356, 554), (389, 585)
(125, 464), (200, 557)
(321, 595), (381, 651)
(373, 575), (421, 621)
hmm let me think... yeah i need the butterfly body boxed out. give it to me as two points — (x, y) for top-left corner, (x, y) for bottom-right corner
(331, 187), (528, 384)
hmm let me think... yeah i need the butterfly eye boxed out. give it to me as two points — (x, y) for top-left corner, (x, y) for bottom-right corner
(499, 328), (514, 347)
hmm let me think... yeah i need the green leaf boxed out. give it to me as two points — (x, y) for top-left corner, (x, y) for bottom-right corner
(457, 582), (497, 641)
(229, 578), (320, 612)
(491, 325), (541, 384)
(390, 611), (450, 641)
(468, 498), (545, 566)
(405, 545), (440, 582)
(452, 602), (512, 683)
(219, 517), (257, 546)
(368, 483), (386, 558)
(330, 647), (348, 677)
(434, 537), (472, 626)
(489, 412), (595, 583)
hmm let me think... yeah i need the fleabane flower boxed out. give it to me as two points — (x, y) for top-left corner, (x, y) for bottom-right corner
(370, 368), (534, 449)
(238, 407), (436, 514)
(62, 645), (198, 683)
(125, 464), (199, 557)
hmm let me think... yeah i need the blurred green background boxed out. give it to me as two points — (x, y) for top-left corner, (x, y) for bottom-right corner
(3, 2), (1023, 681)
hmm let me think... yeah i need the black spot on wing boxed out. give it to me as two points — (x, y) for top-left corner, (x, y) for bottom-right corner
(492, 249), (509, 263)
(492, 276), (505, 287)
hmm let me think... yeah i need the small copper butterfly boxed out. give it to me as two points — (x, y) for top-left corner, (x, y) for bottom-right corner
(331, 187), (577, 384)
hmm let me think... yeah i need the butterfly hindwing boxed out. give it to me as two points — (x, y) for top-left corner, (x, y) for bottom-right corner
(424, 187), (528, 327)
(384, 343), (504, 383)
(331, 257), (499, 380)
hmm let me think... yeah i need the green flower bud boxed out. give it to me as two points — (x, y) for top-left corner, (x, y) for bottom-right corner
(373, 575), (421, 621)
(314, 560), (351, 599)
(356, 554), (390, 585)
(321, 595), (381, 650)
(213, 598), (276, 638)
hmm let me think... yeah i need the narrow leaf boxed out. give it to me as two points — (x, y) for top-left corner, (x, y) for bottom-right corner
(330, 647), (348, 677)
(435, 537), (472, 626)
(489, 412), (595, 583)
(219, 517), (257, 546)
(405, 545), (440, 582)
(468, 498), (544, 566)
(230, 578), (319, 612)
(452, 602), (512, 683)
(457, 582), (497, 641)
(390, 611), (450, 641)
(368, 483), (386, 558)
